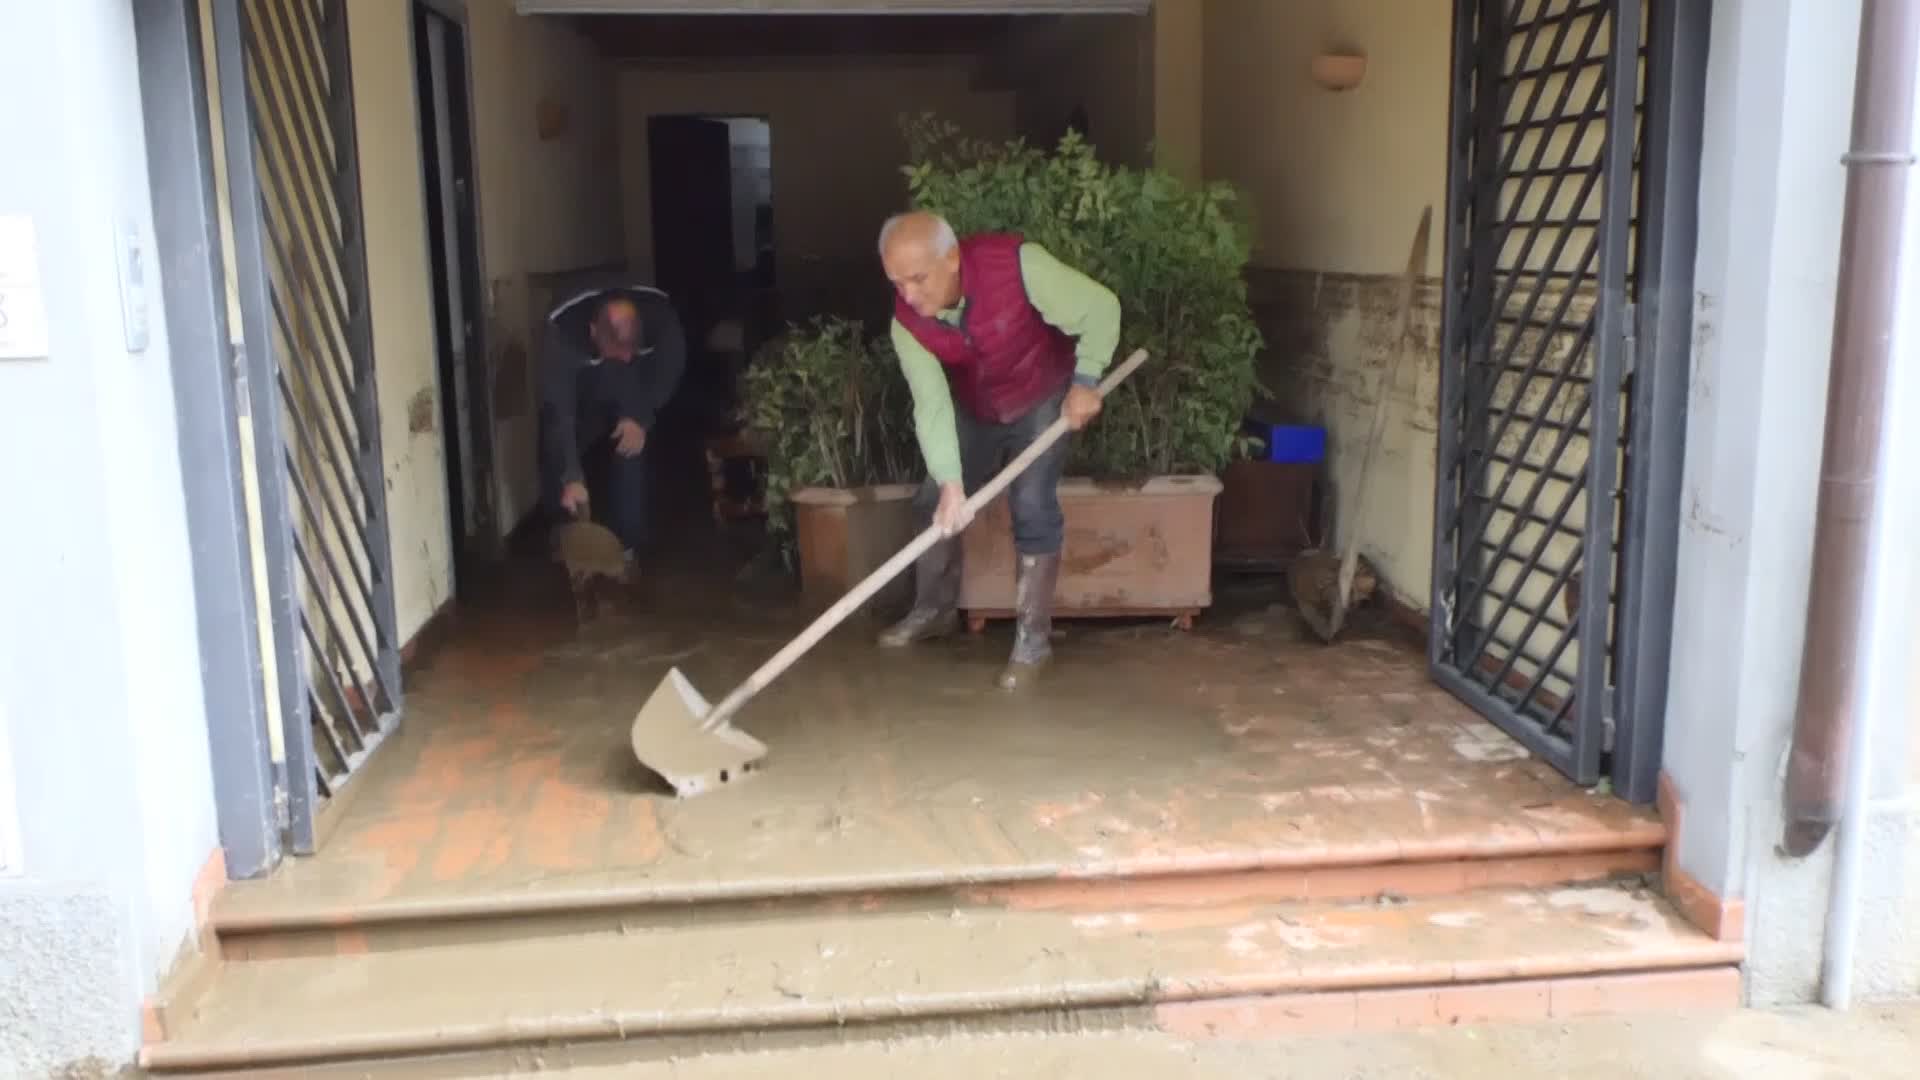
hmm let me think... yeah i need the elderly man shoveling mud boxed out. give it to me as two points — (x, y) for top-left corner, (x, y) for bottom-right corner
(876, 210), (1122, 690)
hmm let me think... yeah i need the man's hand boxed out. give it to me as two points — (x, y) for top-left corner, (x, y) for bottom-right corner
(560, 481), (590, 516)
(933, 482), (973, 536)
(613, 418), (647, 457)
(1063, 384), (1103, 431)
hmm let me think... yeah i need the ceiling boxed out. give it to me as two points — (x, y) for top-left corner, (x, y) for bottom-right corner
(571, 13), (1036, 60)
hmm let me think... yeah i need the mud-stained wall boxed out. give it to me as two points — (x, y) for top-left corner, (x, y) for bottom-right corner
(1209, 0), (1606, 683)
(1248, 270), (1443, 611)
(468, 2), (628, 536)
(615, 60), (1016, 288)
(1205, 0), (1449, 613)
(344, 0), (628, 593)
(347, 0), (453, 642)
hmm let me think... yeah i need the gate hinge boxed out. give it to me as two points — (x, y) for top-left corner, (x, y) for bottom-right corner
(1620, 301), (1639, 380)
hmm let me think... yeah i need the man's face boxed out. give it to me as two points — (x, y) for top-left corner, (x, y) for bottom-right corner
(883, 237), (962, 319)
(592, 300), (641, 362)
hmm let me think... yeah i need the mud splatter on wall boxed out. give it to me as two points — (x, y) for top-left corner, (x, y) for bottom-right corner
(1248, 268), (1443, 611)
(407, 386), (437, 435)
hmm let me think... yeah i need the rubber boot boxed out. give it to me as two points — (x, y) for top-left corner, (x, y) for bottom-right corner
(877, 537), (962, 647)
(997, 552), (1060, 690)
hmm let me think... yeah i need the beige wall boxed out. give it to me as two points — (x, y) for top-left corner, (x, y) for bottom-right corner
(467, 2), (626, 278)
(347, 0), (452, 642)
(1153, 0), (1204, 183)
(1205, 0), (1451, 611)
(467, 3), (628, 531)
(1205, 0), (1448, 276)
(343, 0), (629, 643)
(616, 59), (1016, 281)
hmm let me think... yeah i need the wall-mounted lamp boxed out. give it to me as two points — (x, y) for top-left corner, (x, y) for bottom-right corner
(1310, 52), (1367, 92)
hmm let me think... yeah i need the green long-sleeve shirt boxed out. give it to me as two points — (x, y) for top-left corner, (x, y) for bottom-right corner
(890, 242), (1121, 486)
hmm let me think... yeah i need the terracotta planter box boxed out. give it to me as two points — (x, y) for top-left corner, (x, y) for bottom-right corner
(790, 484), (920, 618)
(958, 475), (1223, 630)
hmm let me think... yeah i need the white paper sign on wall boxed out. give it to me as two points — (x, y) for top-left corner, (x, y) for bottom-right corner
(0, 214), (51, 361)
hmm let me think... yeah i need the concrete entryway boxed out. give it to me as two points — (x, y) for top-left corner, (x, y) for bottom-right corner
(136, 529), (1736, 1072)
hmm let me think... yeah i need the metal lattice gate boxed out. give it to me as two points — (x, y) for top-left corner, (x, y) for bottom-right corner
(209, 0), (402, 851)
(1431, 0), (1646, 786)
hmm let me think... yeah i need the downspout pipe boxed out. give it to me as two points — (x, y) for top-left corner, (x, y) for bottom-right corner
(1821, 7), (1920, 1011)
(1782, 0), (1920, 860)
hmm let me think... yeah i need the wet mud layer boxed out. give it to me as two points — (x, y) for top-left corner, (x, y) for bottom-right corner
(137, 526), (1713, 1077)
(213, 530), (1658, 926)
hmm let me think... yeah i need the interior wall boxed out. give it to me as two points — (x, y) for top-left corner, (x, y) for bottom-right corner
(616, 58), (1016, 305)
(467, 1), (628, 535)
(1152, 0), (1203, 183)
(1204, 0), (1450, 610)
(347, 0), (453, 642)
(991, 15), (1153, 167)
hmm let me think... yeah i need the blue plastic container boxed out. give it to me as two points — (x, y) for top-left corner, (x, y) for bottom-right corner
(1244, 421), (1326, 464)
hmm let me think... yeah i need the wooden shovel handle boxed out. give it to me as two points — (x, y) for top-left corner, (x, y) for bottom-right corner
(700, 348), (1150, 731)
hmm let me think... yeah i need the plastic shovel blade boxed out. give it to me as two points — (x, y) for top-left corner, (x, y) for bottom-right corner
(628, 667), (768, 797)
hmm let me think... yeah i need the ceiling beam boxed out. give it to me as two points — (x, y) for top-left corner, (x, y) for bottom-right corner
(574, 13), (1028, 59)
(517, 2), (1149, 15)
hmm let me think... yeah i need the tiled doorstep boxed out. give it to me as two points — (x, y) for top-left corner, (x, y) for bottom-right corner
(142, 881), (1742, 1073)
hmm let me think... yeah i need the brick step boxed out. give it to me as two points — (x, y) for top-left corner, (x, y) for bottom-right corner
(141, 880), (1739, 1075)
(210, 843), (1661, 960)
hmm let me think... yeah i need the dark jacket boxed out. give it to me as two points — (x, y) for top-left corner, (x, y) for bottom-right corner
(891, 232), (1076, 425)
(538, 283), (687, 487)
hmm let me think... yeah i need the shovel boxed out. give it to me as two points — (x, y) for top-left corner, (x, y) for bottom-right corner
(552, 500), (631, 621)
(630, 347), (1151, 796)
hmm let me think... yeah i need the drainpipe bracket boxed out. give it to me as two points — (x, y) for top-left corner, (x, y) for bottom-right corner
(1839, 151), (1917, 166)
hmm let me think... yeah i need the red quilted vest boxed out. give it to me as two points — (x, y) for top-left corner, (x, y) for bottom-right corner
(893, 232), (1077, 424)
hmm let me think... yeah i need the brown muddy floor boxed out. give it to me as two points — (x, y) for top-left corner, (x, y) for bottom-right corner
(214, 516), (1656, 926)
(560, 1004), (1920, 1079)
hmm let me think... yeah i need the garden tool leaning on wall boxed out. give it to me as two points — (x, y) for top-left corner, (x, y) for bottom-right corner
(630, 348), (1150, 797)
(1293, 206), (1430, 643)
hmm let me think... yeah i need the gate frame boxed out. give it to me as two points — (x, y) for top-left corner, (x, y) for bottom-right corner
(1610, 0), (1712, 805)
(210, 0), (401, 849)
(133, 0), (282, 878)
(135, 0), (422, 877)
(1430, 0), (1711, 805)
(208, 0), (404, 854)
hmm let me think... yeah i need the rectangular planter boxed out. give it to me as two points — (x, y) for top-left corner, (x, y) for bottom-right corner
(790, 484), (920, 617)
(958, 475), (1223, 629)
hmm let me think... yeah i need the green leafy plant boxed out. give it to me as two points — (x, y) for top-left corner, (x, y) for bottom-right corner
(743, 316), (920, 539)
(899, 114), (1265, 481)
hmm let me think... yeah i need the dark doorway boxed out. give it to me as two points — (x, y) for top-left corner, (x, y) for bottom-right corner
(647, 115), (774, 440)
(413, 1), (494, 587)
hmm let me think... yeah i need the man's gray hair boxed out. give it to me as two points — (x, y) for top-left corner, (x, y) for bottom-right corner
(878, 212), (957, 258)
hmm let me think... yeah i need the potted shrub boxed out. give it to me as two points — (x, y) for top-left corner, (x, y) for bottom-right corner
(742, 317), (922, 614)
(897, 116), (1264, 629)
